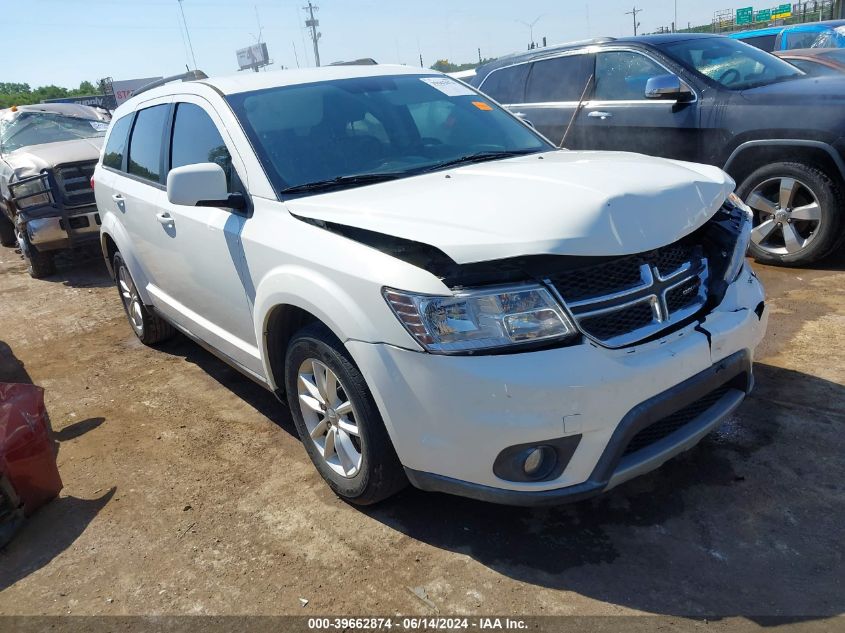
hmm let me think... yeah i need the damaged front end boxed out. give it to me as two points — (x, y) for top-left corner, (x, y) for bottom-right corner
(295, 193), (758, 355)
(8, 162), (101, 252)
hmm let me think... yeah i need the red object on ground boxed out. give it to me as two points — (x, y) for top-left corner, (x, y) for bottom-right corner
(0, 383), (63, 515)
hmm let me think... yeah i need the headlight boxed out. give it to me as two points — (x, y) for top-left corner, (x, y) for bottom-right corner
(9, 174), (52, 210)
(383, 284), (578, 353)
(723, 193), (753, 283)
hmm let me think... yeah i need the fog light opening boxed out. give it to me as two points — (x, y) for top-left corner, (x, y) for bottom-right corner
(523, 446), (557, 479)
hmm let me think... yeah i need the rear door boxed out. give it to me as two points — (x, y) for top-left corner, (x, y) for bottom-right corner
(507, 52), (595, 147)
(108, 98), (173, 289)
(578, 49), (701, 161)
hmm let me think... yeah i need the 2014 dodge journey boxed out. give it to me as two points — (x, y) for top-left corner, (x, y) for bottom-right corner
(93, 65), (768, 506)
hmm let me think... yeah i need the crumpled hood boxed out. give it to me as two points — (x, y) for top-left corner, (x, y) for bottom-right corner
(286, 150), (733, 264)
(0, 137), (103, 197)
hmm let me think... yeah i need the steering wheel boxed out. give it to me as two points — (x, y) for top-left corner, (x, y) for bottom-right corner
(719, 68), (741, 85)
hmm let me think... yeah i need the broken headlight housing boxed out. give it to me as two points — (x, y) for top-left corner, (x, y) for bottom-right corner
(8, 174), (53, 211)
(722, 192), (753, 283)
(383, 284), (578, 354)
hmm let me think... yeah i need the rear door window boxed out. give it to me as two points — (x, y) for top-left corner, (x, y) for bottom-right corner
(479, 64), (529, 103)
(170, 102), (233, 189)
(594, 51), (667, 101)
(127, 104), (169, 183)
(103, 114), (133, 171)
(524, 54), (594, 103)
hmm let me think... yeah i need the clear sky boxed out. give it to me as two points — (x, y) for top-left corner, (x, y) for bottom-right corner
(6, 0), (786, 88)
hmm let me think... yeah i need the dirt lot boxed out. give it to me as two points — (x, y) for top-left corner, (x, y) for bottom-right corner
(0, 244), (843, 623)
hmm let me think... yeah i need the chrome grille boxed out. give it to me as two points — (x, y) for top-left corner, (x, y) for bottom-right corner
(54, 162), (96, 207)
(549, 244), (709, 348)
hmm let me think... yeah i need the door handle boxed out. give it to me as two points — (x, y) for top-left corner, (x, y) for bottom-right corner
(588, 111), (613, 120)
(111, 193), (124, 202)
(156, 212), (174, 226)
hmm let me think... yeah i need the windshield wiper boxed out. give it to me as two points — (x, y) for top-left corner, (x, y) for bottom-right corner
(280, 172), (404, 195)
(419, 149), (538, 173)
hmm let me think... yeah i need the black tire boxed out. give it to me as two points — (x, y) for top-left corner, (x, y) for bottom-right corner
(285, 322), (407, 505)
(0, 214), (15, 247)
(18, 231), (56, 278)
(737, 161), (844, 266)
(112, 251), (175, 345)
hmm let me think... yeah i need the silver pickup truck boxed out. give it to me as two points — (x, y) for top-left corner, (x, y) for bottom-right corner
(0, 103), (110, 277)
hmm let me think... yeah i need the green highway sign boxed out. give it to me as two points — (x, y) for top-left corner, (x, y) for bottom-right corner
(772, 2), (792, 18)
(756, 8), (772, 20)
(737, 6), (753, 25)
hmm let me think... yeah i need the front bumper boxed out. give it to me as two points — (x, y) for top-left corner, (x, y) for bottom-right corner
(346, 265), (768, 505)
(22, 207), (101, 251)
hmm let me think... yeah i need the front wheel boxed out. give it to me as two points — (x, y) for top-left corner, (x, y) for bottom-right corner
(738, 162), (844, 266)
(17, 230), (56, 278)
(285, 322), (407, 505)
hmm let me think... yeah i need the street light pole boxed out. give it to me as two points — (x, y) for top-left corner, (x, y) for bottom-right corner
(517, 15), (544, 49)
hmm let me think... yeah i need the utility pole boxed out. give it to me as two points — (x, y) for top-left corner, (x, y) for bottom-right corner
(303, 2), (321, 67)
(674, 0), (678, 32)
(625, 6), (642, 36)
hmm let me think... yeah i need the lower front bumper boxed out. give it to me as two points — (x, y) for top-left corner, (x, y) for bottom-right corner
(404, 350), (751, 506)
(24, 209), (101, 251)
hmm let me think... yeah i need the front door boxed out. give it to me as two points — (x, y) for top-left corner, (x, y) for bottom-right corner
(145, 98), (260, 375)
(578, 49), (701, 161)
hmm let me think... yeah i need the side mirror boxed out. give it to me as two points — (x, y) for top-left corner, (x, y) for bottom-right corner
(645, 74), (694, 101)
(166, 163), (246, 211)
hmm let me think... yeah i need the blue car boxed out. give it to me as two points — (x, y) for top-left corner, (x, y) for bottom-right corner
(730, 19), (845, 51)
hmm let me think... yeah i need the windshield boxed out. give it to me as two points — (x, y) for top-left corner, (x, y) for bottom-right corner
(226, 74), (550, 196)
(660, 37), (803, 90)
(0, 112), (107, 153)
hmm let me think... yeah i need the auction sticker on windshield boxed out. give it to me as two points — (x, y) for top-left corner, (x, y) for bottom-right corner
(420, 77), (476, 97)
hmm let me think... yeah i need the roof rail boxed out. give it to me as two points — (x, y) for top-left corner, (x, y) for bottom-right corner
(131, 70), (209, 99)
(329, 58), (378, 66)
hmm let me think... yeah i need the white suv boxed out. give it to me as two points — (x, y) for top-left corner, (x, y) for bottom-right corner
(94, 66), (767, 506)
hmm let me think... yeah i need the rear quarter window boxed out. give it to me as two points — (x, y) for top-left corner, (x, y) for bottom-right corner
(103, 115), (133, 171)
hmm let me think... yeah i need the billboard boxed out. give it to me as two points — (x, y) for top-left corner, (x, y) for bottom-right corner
(43, 95), (110, 108)
(237, 43), (270, 70)
(736, 6), (753, 24)
(111, 77), (163, 106)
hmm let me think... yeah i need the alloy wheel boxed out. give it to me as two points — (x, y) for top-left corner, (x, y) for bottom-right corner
(296, 358), (362, 478)
(746, 177), (822, 257)
(118, 264), (144, 336)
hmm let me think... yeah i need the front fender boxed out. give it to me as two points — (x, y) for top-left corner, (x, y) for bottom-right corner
(253, 264), (425, 390)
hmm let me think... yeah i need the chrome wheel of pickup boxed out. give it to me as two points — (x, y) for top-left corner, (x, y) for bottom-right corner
(297, 358), (362, 479)
(747, 176), (821, 257)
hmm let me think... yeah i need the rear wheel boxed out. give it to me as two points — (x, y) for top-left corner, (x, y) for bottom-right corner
(0, 214), (15, 247)
(285, 322), (406, 505)
(113, 251), (175, 345)
(738, 162), (844, 266)
(17, 230), (56, 278)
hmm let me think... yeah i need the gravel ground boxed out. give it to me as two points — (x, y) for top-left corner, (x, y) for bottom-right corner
(0, 244), (843, 625)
